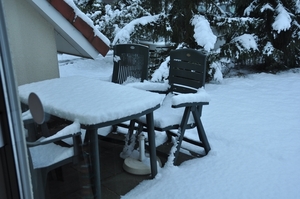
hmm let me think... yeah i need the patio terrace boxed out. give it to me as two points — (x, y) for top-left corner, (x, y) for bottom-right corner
(42, 120), (196, 199)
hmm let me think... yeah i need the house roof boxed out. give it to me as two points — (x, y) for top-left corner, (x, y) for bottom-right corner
(28, 0), (110, 59)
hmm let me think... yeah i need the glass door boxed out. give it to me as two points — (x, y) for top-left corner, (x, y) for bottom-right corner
(0, 1), (33, 198)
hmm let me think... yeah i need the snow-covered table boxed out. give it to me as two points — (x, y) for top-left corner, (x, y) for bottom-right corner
(19, 76), (162, 199)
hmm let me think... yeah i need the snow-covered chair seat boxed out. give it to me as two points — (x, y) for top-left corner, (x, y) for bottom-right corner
(138, 89), (211, 129)
(28, 122), (81, 169)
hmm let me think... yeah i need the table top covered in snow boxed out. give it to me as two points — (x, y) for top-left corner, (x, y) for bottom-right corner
(18, 76), (162, 126)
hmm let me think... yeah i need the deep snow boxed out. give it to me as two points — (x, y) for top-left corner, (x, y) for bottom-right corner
(58, 52), (300, 199)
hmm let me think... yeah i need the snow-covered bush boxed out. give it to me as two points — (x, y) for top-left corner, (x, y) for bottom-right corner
(75, 0), (300, 82)
(212, 0), (300, 73)
(76, 0), (219, 81)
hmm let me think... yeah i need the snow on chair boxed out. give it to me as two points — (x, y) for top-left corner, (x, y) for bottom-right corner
(128, 48), (211, 165)
(26, 92), (82, 198)
(112, 43), (149, 84)
(95, 43), (150, 144)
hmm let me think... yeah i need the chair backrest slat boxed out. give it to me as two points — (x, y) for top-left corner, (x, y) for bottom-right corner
(112, 44), (149, 84)
(169, 49), (207, 94)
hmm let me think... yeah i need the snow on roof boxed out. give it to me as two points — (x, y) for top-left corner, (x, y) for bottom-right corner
(51, 0), (110, 56)
(29, 0), (110, 58)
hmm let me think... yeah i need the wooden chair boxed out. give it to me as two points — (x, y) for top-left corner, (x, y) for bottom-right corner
(26, 92), (82, 198)
(129, 48), (211, 165)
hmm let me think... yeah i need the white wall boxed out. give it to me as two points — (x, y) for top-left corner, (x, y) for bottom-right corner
(1, 0), (59, 86)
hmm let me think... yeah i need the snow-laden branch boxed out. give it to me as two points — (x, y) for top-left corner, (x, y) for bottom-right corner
(112, 14), (160, 45)
(232, 34), (258, 51)
(244, 0), (258, 16)
(272, 4), (292, 33)
(151, 56), (170, 82)
(263, 41), (274, 56)
(260, 3), (274, 13)
(190, 15), (217, 51)
(296, 0), (300, 14)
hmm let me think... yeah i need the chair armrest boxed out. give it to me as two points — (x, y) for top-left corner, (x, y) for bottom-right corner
(22, 110), (33, 124)
(172, 101), (209, 108)
(27, 121), (81, 146)
(171, 87), (210, 108)
(27, 132), (81, 146)
(23, 118), (34, 125)
(125, 80), (170, 93)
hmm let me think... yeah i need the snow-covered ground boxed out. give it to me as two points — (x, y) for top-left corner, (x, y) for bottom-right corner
(58, 52), (300, 199)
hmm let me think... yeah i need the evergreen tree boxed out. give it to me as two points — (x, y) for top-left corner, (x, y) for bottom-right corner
(74, 0), (96, 11)
(215, 0), (300, 73)
(80, 0), (150, 42)
(74, 0), (226, 81)
(74, 0), (300, 82)
(168, 0), (198, 48)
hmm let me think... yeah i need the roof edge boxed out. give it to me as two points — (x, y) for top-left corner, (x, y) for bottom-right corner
(28, 0), (110, 58)
(49, 0), (110, 57)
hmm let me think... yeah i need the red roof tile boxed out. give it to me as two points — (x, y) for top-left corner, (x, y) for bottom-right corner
(48, 0), (109, 57)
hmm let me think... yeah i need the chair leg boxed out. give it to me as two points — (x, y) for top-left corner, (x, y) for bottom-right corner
(173, 107), (191, 165)
(111, 124), (118, 133)
(24, 122), (37, 142)
(41, 123), (50, 137)
(120, 120), (137, 158)
(30, 168), (47, 199)
(83, 130), (90, 145)
(192, 110), (211, 154)
(54, 167), (64, 181)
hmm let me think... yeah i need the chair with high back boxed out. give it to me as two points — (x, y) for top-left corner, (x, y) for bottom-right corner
(112, 43), (149, 84)
(96, 44), (150, 146)
(129, 48), (211, 165)
(26, 92), (82, 198)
